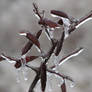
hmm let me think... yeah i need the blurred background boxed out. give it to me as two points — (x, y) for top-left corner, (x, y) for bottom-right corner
(0, 0), (92, 92)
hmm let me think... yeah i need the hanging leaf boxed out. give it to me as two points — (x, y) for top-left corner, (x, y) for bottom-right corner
(55, 31), (64, 56)
(21, 30), (42, 55)
(41, 63), (47, 92)
(19, 32), (41, 51)
(61, 80), (66, 92)
(51, 10), (69, 19)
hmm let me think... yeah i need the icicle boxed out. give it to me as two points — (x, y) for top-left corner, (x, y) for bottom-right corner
(53, 54), (59, 68)
(62, 17), (71, 27)
(64, 27), (69, 39)
(47, 72), (53, 92)
(57, 77), (64, 87)
(16, 68), (21, 83)
(53, 72), (64, 87)
(49, 30), (54, 39)
(21, 58), (28, 81)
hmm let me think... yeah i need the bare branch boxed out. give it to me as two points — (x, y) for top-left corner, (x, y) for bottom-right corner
(47, 69), (73, 82)
(50, 47), (84, 69)
(76, 10), (92, 28)
(28, 74), (40, 92)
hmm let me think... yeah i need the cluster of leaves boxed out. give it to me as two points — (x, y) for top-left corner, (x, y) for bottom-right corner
(0, 2), (92, 92)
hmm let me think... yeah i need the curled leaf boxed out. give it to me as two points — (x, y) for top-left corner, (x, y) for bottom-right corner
(55, 31), (64, 56)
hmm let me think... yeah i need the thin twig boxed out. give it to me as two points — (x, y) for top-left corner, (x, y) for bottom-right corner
(47, 69), (73, 82)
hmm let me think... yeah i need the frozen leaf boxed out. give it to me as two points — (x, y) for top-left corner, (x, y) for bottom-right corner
(51, 10), (69, 19)
(39, 18), (60, 29)
(55, 31), (64, 56)
(21, 30), (42, 55)
(19, 32), (41, 51)
(41, 63), (47, 92)
(21, 41), (33, 56)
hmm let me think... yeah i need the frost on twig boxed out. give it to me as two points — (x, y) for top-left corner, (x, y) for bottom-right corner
(0, 2), (91, 92)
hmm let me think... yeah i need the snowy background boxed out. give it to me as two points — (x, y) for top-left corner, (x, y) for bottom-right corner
(0, 0), (92, 92)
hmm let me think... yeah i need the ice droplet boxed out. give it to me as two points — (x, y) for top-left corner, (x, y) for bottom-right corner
(70, 81), (75, 88)
(17, 58), (28, 81)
